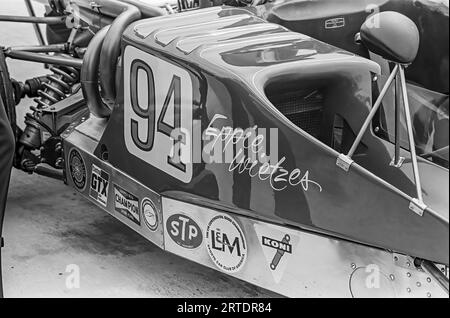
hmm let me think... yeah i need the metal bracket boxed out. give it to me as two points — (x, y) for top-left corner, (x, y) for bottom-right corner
(409, 198), (426, 216)
(90, 2), (103, 10)
(336, 154), (353, 172)
(389, 156), (405, 168)
(438, 265), (449, 279)
(393, 253), (417, 270)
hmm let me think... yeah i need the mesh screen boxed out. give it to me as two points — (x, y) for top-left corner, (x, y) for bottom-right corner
(268, 89), (324, 138)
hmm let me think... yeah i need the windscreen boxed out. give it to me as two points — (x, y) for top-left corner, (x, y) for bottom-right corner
(377, 83), (449, 168)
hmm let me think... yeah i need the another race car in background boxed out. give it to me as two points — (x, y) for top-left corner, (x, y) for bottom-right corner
(250, 0), (449, 171)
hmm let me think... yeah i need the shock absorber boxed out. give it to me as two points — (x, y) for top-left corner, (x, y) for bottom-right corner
(34, 66), (79, 109)
(18, 65), (79, 170)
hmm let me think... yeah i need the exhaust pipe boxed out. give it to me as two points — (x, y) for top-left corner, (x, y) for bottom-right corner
(80, 26), (110, 118)
(98, 1), (142, 108)
(76, 0), (141, 117)
(72, 0), (166, 117)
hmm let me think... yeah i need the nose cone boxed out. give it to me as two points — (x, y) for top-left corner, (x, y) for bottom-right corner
(361, 11), (420, 64)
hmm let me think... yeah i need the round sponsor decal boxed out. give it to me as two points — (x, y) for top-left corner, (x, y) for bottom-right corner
(206, 214), (247, 273)
(166, 214), (202, 249)
(142, 198), (158, 231)
(69, 149), (86, 190)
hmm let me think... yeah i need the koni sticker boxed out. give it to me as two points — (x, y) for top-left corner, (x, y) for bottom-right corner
(114, 185), (140, 225)
(254, 223), (299, 283)
(69, 149), (86, 191)
(89, 164), (109, 207)
(262, 235), (292, 270)
(167, 214), (202, 249)
(206, 214), (247, 273)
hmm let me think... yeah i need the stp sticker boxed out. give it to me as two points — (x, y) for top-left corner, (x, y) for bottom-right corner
(254, 223), (299, 283)
(142, 197), (158, 231)
(89, 164), (109, 207)
(68, 148), (86, 191)
(167, 214), (202, 249)
(114, 185), (140, 225)
(206, 214), (247, 273)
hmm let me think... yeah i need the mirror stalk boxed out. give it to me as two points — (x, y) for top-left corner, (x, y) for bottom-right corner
(337, 63), (426, 216)
(391, 74), (404, 167)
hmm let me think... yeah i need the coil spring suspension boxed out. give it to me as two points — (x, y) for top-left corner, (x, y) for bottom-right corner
(33, 66), (79, 109)
(19, 66), (79, 170)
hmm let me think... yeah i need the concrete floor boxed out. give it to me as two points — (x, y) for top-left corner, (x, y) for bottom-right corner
(3, 170), (274, 297)
(1, 1), (276, 298)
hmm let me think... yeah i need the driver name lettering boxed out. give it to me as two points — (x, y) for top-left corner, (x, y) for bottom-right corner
(204, 115), (322, 193)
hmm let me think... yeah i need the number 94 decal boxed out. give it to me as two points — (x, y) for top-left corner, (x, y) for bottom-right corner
(123, 46), (193, 183)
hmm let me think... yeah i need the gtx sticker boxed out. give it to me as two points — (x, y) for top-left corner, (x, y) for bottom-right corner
(254, 223), (299, 283)
(325, 17), (345, 29)
(206, 214), (247, 273)
(114, 185), (140, 225)
(124, 46), (193, 183)
(89, 164), (109, 207)
(69, 149), (86, 191)
(142, 198), (158, 231)
(167, 214), (202, 249)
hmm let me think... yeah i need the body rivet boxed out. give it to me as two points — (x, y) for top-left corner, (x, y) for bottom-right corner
(407, 288), (411, 293)
(427, 277), (431, 283)
(416, 282), (421, 287)
(427, 292), (431, 298)
(390, 274), (395, 281)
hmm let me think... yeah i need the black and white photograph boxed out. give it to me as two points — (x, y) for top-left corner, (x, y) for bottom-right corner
(0, 0), (448, 302)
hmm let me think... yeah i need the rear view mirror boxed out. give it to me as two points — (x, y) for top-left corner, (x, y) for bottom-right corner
(337, 11), (427, 216)
(360, 11), (420, 64)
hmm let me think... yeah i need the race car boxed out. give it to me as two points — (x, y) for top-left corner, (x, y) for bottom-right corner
(251, 0), (449, 94)
(0, 0), (448, 297)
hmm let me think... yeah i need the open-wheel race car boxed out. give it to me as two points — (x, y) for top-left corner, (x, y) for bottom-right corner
(0, 0), (448, 297)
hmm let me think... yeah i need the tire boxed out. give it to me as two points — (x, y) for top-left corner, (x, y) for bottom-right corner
(0, 48), (17, 137)
(0, 48), (17, 298)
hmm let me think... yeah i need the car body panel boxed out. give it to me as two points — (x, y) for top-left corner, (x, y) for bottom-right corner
(89, 7), (448, 264)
